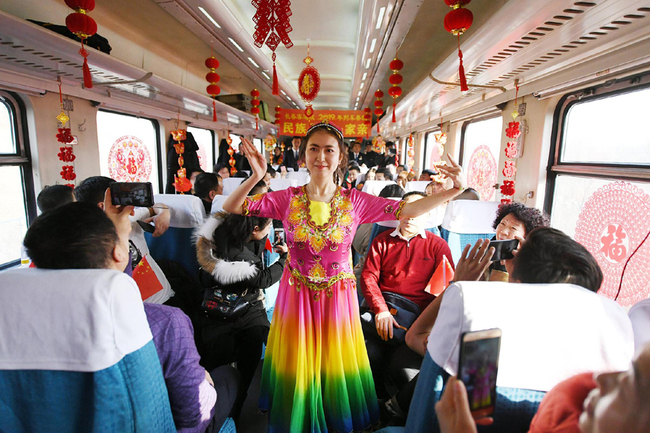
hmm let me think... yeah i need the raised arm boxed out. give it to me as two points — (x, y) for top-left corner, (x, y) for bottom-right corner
(399, 154), (466, 219)
(222, 138), (267, 214)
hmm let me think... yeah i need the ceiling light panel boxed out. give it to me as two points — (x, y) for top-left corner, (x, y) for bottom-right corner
(228, 37), (244, 52)
(198, 7), (221, 29)
(376, 7), (386, 30)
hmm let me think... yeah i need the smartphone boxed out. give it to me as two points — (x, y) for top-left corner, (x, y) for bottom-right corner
(137, 220), (155, 234)
(488, 239), (519, 261)
(458, 328), (501, 418)
(109, 182), (154, 207)
(273, 228), (285, 246)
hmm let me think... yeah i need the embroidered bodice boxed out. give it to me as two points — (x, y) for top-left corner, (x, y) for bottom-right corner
(243, 186), (404, 297)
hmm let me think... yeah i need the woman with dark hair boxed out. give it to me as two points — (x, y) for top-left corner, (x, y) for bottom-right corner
(195, 211), (287, 419)
(222, 121), (466, 432)
(486, 202), (550, 281)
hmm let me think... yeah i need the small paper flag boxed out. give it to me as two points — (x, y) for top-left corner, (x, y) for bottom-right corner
(425, 255), (455, 296)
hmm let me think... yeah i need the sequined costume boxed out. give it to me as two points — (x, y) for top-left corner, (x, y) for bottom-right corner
(244, 186), (405, 433)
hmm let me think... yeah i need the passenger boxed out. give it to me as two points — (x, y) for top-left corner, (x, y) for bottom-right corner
(361, 191), (454, 400)
(346, 164), (361, 189)
(282, 138), (300, 171)
(452, 187), (480, 201)
(249, 179), (268, 195)
(22, 199), (239, 433)
(36, 184), (75, 213)
(486, 202), (550, 281)
(194, 172), (223, 216)
(357, 167), (377, 191)
(270, 146), (283, 166)
(436, 342), (650, 433)
(396, 164), (406, 175)
(221, 121), (465, 432)
(263, 165), (276, 189)
(376, 167), (393, 181)
(349, 140), (365, 165)
(214, 163), (231, 179)
(396, 170), (408, 189)
(419, 168), (438, 182)
(425, 180), (445, 196)
(189, 168), (205, 194)
(195, 209), (287, 419)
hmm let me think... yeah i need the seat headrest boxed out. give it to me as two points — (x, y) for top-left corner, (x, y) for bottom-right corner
(441, 200), (498, 233)
(0, 268), (152, 372)
(270, 178), (298, 191)
(427, 281), (634, 392)
(362, 180), (397, 196)
(628, 298), (650, 354)
(286, 171), (310, 186)
(211, 194), (228, 214)
(222, 177), (245, 196)
(405, 181), (431, 193)
(154, 194), (205, 228)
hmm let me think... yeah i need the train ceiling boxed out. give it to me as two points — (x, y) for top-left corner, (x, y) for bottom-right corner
(0, 0), (649, 135)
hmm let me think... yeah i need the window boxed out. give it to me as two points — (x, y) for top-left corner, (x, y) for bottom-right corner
(0, 92), (36, 269)
(546, 74), (650, 306)
(96, 111), (161, 192)
(423, 130), (445, 170)
(253, 137), (262, 153)
(187, 126), (214, 172)
(459, 116), (503, 201)
(229, 133), (242, 152)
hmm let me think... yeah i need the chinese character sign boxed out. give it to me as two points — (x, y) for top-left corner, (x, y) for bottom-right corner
(278, 109), (368, 137)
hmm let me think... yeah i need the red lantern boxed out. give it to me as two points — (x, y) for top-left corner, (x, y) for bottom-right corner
(250, 89), (260, 130)
(65, 0), (96, 88)
(388, 57), (403, 123)
(205, 55), (220, 122)
(373, 90), (384, 133)
(364, 107), (372, 138)
(443, 1), (473, 92)
(274, 106), (281, 124)
(374, 100), (383, 108)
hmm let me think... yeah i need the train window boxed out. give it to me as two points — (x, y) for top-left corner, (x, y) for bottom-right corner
(424, 130), (445, 169)
(253, 138), (262, 153)
(459, 116), (503, 201)
(547, 77), (650, 239)
(96, 111), (161, 193)
(562, 86), (650, 165)
(187, 126), (214, 172)
(0, 92), (35, 269)
(0, 100), (15, 154)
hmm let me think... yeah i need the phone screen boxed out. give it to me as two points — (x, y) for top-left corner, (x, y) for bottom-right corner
(458, 329), (501, 417)
(488, 239), (519, 262)
(110, 182), (154, 207)
(273, 228), (285, 245)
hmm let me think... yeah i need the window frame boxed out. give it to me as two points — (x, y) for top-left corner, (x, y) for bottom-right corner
(423, 129), (443, 172)
(187, 125), (216, 171)
(97, 109), (163, 193)
(0, 91), (37, 270)
(543, 72), (650, 216)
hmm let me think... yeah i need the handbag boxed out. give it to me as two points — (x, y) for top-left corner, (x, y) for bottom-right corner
(201, 287), (253, 321)
(360, 292), (421, 345)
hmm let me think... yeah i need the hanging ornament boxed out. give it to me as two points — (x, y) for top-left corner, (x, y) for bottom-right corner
(298, 45), (320, 118)
(264, 133), (277, 152)
(171, 126), (191, 193)
(374, 90), (384, 133)
(364, 107), (372, 139)
(274, 105), (281, 124)
(55, 82), (76, 187)
(388, 58), (403, 123)
(205, 55), (220, 122)
(64, 0), (97, 89)
(443, 0), (473, 92)
(500, 85), (520, 204)
(252, 0), (293, 94)
(250, 89), (261, 131)
(407, 133), (415, 173)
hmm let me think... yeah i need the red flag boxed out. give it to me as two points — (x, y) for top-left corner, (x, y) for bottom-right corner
(425, 255), (455, 296)
(132, 255), (164, 301)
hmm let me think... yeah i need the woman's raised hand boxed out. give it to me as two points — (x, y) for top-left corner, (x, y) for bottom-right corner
(438, 154), (466, 190)
(241, 138), (266, 180)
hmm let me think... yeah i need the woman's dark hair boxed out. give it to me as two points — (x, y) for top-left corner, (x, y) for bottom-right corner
(492, 202), (549, 235)
(213, 162), (230, 174)
(214, 213), (271, 252)
(298, 125), (348, 184)
(511, 227), (603, 292)
(379, 184), (405, 198)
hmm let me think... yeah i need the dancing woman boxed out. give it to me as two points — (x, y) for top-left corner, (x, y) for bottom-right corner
(223, 121), (465, 432)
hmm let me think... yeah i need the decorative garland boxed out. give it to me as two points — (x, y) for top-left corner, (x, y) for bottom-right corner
(374, 90), (384, 133)
(251, 89), (260, 130)
(226, 134), (237, 176)
(171, 127), (191, 193)
(407, 133), (415, 173)
(500, 84), (520, 204)
(264, 133), (277, 152)
(56, 83), (76, 187)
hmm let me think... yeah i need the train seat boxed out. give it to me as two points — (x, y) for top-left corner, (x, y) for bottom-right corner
(362, 180), (397, 196)
(0, 268), (175, 433)
(440, 200), (498, 265)
(380, 281), (633, 433)
(404, 181), (431, 193)
(211, 194), (228, 214)
(286, 170), (310, 186)
(628, 298), (650, 353)
(269, 178), (298, 191)
(222, 178), (245, 196)
(145, 194), (205, 282)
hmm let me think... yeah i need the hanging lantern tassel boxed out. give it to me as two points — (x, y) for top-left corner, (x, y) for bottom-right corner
(272, 53), (279, 95)
(212, 99), (217, 122)
(80, 42), (92, 88)
(458, 36), (468, 92)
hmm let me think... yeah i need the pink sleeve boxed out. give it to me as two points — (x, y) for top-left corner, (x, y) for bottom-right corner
(351, 189), (405, 225)
(242, 189), (290, 220)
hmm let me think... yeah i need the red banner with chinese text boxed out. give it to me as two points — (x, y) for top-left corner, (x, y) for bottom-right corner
(278, 109), (369, 138)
